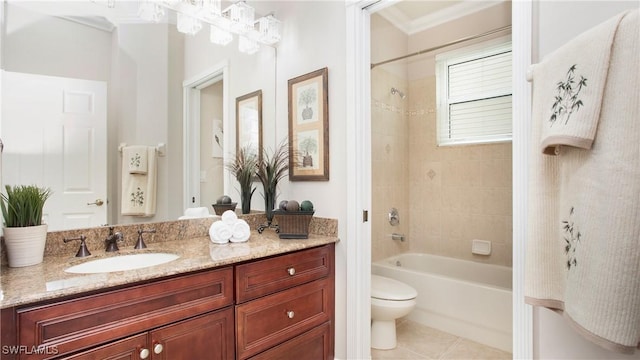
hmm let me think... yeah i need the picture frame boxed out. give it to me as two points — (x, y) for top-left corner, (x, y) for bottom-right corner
(288, 67), (329, 181)
(236, 90), (263, 164)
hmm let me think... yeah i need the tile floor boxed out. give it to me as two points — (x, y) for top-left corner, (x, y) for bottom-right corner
(371, 319), (512, 360)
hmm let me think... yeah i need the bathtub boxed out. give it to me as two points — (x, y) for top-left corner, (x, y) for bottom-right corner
(372, 253), (512, 352)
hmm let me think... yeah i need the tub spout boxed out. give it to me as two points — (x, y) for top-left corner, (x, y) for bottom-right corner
(391, 233), (405, 241)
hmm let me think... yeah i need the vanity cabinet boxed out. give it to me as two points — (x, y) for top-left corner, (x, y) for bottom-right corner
(61, 308), (234, 360)
(0, 243), (335, 360)
(3, 267), (234, 360)
(235, 244), (335, 360)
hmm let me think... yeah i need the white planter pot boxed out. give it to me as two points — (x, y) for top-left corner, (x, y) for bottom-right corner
(3, 224), (48, 267)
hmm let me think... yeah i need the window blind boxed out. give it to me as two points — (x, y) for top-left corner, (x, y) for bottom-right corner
(436, 38), (512, 146)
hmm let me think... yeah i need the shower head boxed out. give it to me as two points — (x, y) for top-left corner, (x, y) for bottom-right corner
(390, 87), (406, 100)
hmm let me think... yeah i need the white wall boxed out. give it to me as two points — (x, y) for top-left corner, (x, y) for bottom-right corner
(533, 1), (640, 358)
(112, 23), (183, 224)
(3, 3), (111, 81)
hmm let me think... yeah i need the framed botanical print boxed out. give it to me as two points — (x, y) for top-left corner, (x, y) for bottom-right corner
(236, 90), (263, 163)
(288, 67), (329, 181)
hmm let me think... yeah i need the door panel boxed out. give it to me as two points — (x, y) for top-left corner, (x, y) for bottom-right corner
(1, 71), (107, 230)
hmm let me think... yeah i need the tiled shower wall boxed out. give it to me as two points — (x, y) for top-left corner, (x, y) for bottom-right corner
(407, 76), (513, 267)
(371, 68), (410, 262)
(371, 69), (513, 267)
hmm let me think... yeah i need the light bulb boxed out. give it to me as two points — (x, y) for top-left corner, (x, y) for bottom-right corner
(177, 13), (202, 35)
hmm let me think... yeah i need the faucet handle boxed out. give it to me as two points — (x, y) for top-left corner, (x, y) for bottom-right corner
(105, 228), (124, 252)
(64, 235), (92, 257)
(135, 228), (156, 249)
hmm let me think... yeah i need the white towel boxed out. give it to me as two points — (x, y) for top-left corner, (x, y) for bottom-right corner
(123, 146), (148, 174)
(221, 210), (238, 226)
(121, 146), (157, 217)
(526, 10), (640, 354)
(534, 11), (627, 155)
(178, 207), (215, 219)
(209, 221), (229, 244)
(230, 220), (251, 243)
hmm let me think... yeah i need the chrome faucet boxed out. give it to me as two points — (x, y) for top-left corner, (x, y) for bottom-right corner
(105, 227), (123, 252)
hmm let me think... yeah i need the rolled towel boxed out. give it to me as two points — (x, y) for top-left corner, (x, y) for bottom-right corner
(179, 207), (213, 219)
(209, 221), (229, 244)
(230, 220), (251, 243)
(221, 210), (238, 226)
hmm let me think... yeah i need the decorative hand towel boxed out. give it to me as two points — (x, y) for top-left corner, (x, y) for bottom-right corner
(121, 146), (157, 217)
(123, 146), (148, 174)
(532, 11), (627, 155)
(230, 220), (251, 243)
(526, 10), (640, 354)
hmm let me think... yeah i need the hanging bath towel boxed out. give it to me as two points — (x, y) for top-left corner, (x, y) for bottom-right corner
(525, 9), (640, 354)
(533, 11), (626, 156)
(121, 146), (157, 217)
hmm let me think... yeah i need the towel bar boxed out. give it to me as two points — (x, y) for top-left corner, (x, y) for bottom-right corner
(118, 143), (166, 157)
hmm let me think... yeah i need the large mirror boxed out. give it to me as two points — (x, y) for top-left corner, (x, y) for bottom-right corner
(0, 1), (277, 231)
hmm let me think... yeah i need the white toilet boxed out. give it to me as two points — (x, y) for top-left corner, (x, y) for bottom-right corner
(371, 274), (418, 350)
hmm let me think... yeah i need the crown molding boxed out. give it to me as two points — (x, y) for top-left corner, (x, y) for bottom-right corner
(378, 0), (507, 35)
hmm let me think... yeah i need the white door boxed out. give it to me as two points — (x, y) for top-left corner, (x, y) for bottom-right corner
(1, 71), (107, 231)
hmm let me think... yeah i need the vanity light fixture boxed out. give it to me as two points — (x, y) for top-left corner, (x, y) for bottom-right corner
(137, 0), (281, 54)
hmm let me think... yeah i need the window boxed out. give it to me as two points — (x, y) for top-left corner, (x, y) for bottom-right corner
(435, 37), (512, 146)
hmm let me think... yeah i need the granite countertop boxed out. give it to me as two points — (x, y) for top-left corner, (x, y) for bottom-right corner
(0, 230), (338, 309)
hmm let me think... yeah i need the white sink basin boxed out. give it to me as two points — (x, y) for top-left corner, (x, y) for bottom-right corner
(65, 253), (179, 274)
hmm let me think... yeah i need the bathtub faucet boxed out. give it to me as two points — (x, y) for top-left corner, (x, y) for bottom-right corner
(390, 233), (405, 242)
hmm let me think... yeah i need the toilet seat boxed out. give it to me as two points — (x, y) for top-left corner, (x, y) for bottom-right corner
(371, 275), (417, 301)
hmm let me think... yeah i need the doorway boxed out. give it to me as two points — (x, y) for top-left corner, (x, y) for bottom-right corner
(344, 1), (533, 359)
(183, 61), (230, 212)
(199, 80), (225, 209)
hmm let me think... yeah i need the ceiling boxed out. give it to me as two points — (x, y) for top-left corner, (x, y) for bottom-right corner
(377, 0), (506, 35)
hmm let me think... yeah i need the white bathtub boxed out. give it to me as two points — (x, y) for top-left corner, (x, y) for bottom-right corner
(372, 253), (513, 352)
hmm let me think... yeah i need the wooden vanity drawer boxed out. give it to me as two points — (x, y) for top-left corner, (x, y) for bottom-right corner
(16, 267), (233, 360)
(235, 244), (334, 303)
(235, 277), (333, 359)
(249, 322), (332, 360)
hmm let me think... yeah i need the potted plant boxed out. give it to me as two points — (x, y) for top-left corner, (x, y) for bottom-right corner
(256, 140), (289, 230)
(226, 146), (258, 214)
(1, 185), (52, 267)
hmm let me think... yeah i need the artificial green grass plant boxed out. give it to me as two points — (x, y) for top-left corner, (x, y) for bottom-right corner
(256, 140), (289, 222)
(1, 185), (52, 228)
(226, 146), (259, 214)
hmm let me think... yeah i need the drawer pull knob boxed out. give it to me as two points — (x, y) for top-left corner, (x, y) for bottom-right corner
(139, 348), (150, 359)
(287, 310), (295, 319)
(153, 343), (164, 354)
(287, 267), (296, 276)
